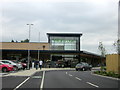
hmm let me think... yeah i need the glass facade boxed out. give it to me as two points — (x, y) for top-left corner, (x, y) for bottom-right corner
(49, 36), (80, 51)
(47, 33), (82, 67)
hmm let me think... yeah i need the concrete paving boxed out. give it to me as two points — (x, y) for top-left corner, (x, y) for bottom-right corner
(4, 68), (75, 76)
(1, 67), (100, 77)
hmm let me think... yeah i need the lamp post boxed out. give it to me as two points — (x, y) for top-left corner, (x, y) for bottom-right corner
(27, 24), (33, 70)
(38, 32), (40, 61)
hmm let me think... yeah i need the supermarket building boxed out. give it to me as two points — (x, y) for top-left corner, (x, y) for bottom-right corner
(0, 33), (105, 67)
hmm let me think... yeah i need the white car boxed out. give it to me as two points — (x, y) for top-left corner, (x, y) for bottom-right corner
(11, 60), (23, 69)
(0, 60), (23, 71)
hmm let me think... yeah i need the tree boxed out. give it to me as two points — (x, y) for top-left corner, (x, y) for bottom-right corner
(113, 39), (120, 54)
(21, 39), (29, 43)
(98, 42), (106, 57)
(11, 40), (14, 42)
(24, 39), (29, 42)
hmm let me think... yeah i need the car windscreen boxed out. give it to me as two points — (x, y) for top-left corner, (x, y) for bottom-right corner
(12, 61), (18, 63)
(76, 64), (82, 67)
(2, 61), (11, 64)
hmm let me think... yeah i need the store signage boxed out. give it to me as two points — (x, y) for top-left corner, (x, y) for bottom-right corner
(52, 39), (75, 43)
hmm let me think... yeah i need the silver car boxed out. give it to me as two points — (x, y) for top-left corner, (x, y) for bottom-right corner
(75, 62), (92, 71)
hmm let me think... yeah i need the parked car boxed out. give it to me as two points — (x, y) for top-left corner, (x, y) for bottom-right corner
(11, 60), (23, 70)
(56, 60), (65, 68)
(20, 62), (27, 70)
(0, 60), (22, 71)
(0, 62), (14, 72)
(75, 62), (92, 71)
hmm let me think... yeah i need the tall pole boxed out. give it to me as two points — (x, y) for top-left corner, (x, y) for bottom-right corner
(27, 24), (33, 70)
(38, 32), (40, 61)
(118, 1), (120, 54)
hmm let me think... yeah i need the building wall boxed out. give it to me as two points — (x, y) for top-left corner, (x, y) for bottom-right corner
(1, 42), (50, 50)
(106, 54), (120, 74)
(1, 42), (105, 68)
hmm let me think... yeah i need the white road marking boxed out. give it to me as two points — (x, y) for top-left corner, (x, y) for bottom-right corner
(13, 77), (30, 90)
(40, 71), (45, 90)
(75, 77), (82, 81)
(86, 82), (99, 88)
(66, 72), (68, 74)
(69, 74), (73, 77)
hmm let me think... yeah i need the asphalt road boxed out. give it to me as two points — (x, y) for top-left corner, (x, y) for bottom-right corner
(2, 71), (43, 90)
(44, 70), (119, 88)
(17, 71), (43, 90)
(2, 76), (28, 89)
(2, 70), (120, 90)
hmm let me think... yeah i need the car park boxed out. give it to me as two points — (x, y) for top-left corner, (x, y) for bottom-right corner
(0, 60), (22, 71)
(0, 62), (14, 72)
(75, 62), (92, 71)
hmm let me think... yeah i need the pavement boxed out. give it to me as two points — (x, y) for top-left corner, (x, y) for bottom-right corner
(92, 67), (101, 71)
(0, 67), (103, 77)
(3, 68), (75, 76)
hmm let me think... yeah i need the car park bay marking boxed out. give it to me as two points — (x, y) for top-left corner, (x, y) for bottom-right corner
(86, 82), (99, 88)
(13, 77), (30, 90)
(66, 72), (68, 74)
(75, 77), (82, 81)
(69, 74), (73, 77)
(40, 71), (45, 90)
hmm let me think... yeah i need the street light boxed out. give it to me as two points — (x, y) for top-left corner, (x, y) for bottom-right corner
(27, 24), (34, 70)
(38, 32), (40, 61)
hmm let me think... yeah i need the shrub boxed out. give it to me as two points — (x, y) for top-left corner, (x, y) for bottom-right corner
(100, 66), (106, 71)
(94, 71), (100, 74)
(94, 71), (120, 78)
(107, 71), (115, 77)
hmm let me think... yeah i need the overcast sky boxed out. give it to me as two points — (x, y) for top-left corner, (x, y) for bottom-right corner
(0, 0), (119, 54)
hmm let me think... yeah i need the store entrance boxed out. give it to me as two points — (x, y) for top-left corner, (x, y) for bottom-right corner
(50, 54), (79, 68)
(52, 56), (62, 61)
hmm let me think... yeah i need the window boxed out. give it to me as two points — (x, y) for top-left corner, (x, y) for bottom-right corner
(50, 36), (79, 51)
(2, 61), (11, 64)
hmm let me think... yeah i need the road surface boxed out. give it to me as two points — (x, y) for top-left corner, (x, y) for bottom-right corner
(2, 70), (119, 90)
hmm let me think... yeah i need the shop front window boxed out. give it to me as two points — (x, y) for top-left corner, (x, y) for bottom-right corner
(50, 36), (79, 51)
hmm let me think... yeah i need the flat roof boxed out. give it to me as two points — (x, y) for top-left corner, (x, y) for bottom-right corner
(82, 51), (104, 57)
(47, 33), (82, 37)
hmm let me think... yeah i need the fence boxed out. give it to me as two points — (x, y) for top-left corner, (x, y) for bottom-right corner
(106, 54), (120, 74)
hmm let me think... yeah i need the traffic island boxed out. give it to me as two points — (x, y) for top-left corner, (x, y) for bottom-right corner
(94, 71), (120, 79)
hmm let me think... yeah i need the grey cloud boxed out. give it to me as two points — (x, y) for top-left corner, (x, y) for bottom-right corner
(1, 1), (118, 54)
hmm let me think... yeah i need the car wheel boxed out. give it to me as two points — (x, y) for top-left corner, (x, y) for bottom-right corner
(2, 67), (7, 72)
(76, 69), (78, 71)
(23, 67), (25, 70)
(89, 68), (91, 71)
(13, 66), (18, 71)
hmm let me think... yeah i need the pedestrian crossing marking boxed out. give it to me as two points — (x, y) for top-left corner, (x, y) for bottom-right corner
(32, 76), (42, 79)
